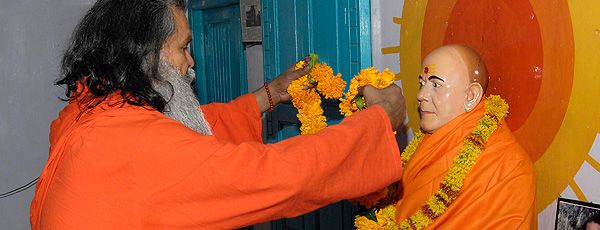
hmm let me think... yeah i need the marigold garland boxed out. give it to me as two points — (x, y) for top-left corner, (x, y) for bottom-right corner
(339, 67), (395, 117)
(354, 95), (509, 230)
(288, 54), (396, 134)
(287, 55), (346, 134)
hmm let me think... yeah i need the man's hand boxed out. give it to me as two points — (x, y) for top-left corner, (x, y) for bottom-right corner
(253, 60), (310, 113)
(269, 62), (310, 104)
(361, 85), (406, 131)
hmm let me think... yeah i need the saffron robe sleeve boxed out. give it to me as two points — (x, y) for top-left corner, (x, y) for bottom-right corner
(136, 103), (402, 229)
(200, 94), (263, 143)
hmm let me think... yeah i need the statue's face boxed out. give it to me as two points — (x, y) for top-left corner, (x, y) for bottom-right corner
(417, 49), (470, 133)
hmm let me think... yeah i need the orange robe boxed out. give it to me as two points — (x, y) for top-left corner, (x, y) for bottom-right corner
(31, 93), (402, 229)
(396, 103), (535, 229)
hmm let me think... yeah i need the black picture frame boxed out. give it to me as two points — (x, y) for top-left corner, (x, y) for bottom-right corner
(555, 197), (600, 230)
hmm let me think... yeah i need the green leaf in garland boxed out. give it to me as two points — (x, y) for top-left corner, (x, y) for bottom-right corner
(308, 76), (316, 85)
(307, 53), (319, 84)
(356, 95), (365, 110)
(359, 209), (378, 222)
(308, 53), (319, 69)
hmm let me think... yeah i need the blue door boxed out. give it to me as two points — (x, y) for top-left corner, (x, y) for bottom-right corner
(189, 3), (247, 104)
(263, 0), (372, 142)
(262, 0), (372, 229)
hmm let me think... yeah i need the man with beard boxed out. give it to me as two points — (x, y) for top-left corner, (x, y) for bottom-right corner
(30, 0), (407, 229)
(153, 61), (213, 135)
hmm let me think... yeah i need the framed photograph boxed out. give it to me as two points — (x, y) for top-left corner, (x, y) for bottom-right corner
(555, 198), (600, 230)
(240, 0), (262, 42)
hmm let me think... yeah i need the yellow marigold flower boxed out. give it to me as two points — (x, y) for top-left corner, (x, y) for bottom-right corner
(411, 210), (433, 230)
(339, 97), (357, 117)
(289, 58), (348, 134)
(372, 68), (395, 88)
(426, 196), (447, 216)
(357, 67), (379, 84)
(291, 89), (319, 110)
(380, 205), (396, 218)
(295, 93), (325, 134)
(355, 216), (385, 230)
(316, 73), (346, 99)
(485, 95), (509, 120)
(354, 205), (398, 230)
(308, 63), (346, 99)
(399, 220), (412, 230)
(287, 76), (310, 98)
(435, 189), (451, 203)
(401, 130), (424, 165)
(310, 63), (333, 81)
(295, 60), (306, 70)
(339, 67), (395, 116)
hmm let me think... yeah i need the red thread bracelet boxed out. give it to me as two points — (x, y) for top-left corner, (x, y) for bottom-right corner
(264, 82), (274, 112)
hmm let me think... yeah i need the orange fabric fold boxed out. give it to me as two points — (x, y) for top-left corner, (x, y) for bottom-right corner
(31, 93), (402, 229)
(201, 94), (263, 144)
(396, 102), (536, 229)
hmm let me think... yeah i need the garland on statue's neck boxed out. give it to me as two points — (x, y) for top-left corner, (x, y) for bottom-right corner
(354, 95), (509, 230)
(287, 54), (395, 134)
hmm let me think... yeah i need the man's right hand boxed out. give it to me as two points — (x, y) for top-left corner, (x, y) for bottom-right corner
(361, 85), (406, 131)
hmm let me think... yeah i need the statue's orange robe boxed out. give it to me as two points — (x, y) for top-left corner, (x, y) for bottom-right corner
(30, 93), (402, 229)
(396, 102), (535, 229)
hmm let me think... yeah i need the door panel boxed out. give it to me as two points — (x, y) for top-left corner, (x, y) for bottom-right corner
(262, 0), (372, 228)
(189, 4), (247, 104)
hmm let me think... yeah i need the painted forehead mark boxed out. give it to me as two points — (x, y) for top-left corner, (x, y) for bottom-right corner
(423, 64), (437, 75)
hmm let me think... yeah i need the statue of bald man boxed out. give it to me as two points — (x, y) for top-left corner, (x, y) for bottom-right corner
(397, 44), (535, 229)
(354, 44), (535, 229)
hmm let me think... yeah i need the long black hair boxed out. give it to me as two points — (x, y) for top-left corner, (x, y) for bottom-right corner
(57, 0), (186, 112)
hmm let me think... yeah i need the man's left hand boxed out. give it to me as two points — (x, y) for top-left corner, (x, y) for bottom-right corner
(269, 62), (310, 104)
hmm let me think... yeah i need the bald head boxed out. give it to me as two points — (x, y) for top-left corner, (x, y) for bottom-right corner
(430, 44), (488, 92)
(416, 44), (489, 133)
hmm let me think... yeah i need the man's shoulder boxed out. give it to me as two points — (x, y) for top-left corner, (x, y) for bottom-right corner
(52, 102), (177, 134)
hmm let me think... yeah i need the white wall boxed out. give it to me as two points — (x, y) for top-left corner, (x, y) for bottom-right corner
(370, 0), (402, 74)
(0, 0), (95, 229)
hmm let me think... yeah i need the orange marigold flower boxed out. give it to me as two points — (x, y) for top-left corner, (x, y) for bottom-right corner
(339, 67), (395, 117)
(288, 58), (346, 134)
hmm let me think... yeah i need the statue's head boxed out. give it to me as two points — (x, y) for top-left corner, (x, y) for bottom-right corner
(417, 44), (489, 133)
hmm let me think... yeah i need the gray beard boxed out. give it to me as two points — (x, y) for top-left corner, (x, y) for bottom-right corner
(153, 61), (212, 135)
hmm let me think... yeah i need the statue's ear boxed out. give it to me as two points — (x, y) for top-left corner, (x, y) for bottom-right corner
(465, 83), (483, 112)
